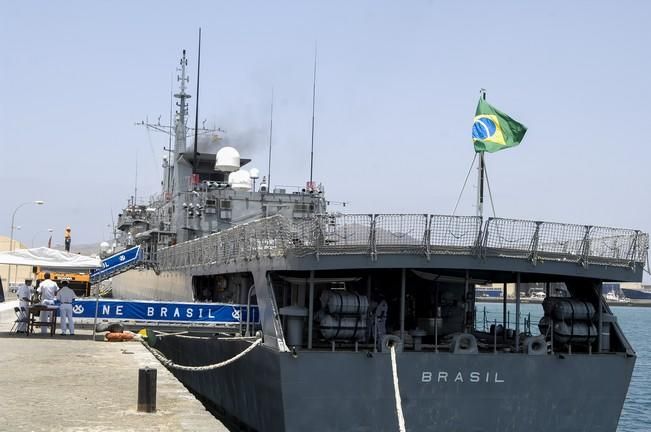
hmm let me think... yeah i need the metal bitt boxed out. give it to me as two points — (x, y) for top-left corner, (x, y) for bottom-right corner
(137, 367), (157, 413)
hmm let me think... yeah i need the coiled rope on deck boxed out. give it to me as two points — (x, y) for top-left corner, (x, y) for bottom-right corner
(390, 344), (407, 432)
(142, 338), (262, 371)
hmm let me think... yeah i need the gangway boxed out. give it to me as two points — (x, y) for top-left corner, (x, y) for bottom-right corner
(90, 245), (142, 284)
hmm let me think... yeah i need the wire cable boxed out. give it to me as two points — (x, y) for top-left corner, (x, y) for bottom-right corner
(484, 159), (497, 217)
(452, 153), (478, 216)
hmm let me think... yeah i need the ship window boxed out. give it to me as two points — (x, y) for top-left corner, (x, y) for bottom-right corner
(293, 203), (314, 218)
(220, 200), (232, 220)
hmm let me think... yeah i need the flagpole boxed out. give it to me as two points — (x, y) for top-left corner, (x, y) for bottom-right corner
(477, 89), (487, 220)
(477, 152), (485, 219)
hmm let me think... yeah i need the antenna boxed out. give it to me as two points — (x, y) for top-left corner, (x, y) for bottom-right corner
(193, 28), (202, 175)
(309, 43), (317, 188)
(167, 74), (174, 195)
(110, 208), (116, 245)
(267, 87), (274, 190)
(134, 150), (138, 206)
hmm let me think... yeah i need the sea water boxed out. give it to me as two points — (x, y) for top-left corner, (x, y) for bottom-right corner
(616, 307), (651, 431)
(477, 303), (650, 431)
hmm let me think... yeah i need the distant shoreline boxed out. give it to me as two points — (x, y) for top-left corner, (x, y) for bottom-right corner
(475, 298), (651, 307)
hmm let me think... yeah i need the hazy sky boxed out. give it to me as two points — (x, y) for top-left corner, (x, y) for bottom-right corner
(1, 1), (649, 278)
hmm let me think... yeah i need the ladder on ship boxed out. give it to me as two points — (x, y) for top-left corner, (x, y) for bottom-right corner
(90, 245), (143, 284)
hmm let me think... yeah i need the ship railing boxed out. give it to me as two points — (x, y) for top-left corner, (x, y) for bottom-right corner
(482, 218), (649, 267)
(288, 214), (482, 258)
(157, 215), (292, 270)
(474, 306), (545, 337)
(155, 214), (648, 271)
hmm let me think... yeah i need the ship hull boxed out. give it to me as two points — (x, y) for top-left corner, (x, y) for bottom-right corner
(621, 288), (651, 301)
(154, 335), (634, 432)
(111, 267), (192, 301)
(111, 260), (636, 431)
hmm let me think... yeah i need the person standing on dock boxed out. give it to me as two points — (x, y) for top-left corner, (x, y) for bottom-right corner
(16, 279), (33, 333)
(37, 273), (58, 334)
(56, 281), (75, 336)
(64, 227), (71, 252)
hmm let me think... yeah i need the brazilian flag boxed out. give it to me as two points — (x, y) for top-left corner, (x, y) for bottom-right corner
(472, 98), (527, 153)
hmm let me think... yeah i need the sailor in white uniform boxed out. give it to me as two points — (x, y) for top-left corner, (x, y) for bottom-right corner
(37, 273), (59, 334)
(56, 281), (76, 335)
(16, 279), (33, 333)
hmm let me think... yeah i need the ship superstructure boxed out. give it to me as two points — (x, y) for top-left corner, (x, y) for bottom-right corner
(105, 51), (649, 432)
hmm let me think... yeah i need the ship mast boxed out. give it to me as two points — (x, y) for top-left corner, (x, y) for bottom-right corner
(174, 50), (191, 157)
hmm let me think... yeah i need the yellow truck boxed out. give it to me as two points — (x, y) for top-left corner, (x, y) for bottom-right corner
(35, 269), (91, 297)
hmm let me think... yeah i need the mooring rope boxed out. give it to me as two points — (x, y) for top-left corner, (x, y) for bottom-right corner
(390, 344), (407, 432)
(152, 329), (258, 341)
(151, 330), (189, 338)
(143, 338), (262, 371)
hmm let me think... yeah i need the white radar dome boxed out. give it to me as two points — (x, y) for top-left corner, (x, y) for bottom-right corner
(249, 168), (260, 179)
(99, 241), (110, 252)
(215, 146), (240, 172)
(228, 169), (252, 192)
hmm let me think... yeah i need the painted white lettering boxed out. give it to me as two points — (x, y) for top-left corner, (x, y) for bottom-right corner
(454, 372), (464, 383)
(186, 308), (193, 318)
(173, 308), (180, 318)
(115, 305), (123, 316)
(160, 307), (167, 317)
(102, 305), (110, 315)
(470, 372), (480, 383)
(199, 308), (203, 318)
(422, 372), (432, 383)
(486, 372), (490, 383)
(208, 309), (215, 318)
(495, 372), (504, 383)
(147, 307), (155, 317)
(437, 372), (448, 383)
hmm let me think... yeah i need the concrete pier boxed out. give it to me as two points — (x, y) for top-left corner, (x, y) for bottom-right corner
(0, 301), (229, 432)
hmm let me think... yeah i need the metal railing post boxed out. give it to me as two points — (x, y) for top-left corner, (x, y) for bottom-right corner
(628, 230), (640, 269)
(478, 218), (490, 258)
(580, 225), (592, 268)
(315, 215), (321, 260)
(424, 214), (431, 261)
(529, 221), (542, 264)
(370, 214), (377, 261)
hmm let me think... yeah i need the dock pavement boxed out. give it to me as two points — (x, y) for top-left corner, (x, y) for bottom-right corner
(0, 300), (229, 432)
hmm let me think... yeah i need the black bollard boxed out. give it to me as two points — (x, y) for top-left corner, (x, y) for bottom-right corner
(137, 367), (157, 412)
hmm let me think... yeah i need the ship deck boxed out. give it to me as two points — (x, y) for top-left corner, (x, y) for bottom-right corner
(155, 214), (648, 282)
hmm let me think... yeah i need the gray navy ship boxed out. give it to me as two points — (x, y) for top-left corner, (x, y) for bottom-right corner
(102, 50), (649, 431)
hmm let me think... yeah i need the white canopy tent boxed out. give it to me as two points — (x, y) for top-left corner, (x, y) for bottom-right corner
(0, 247), (101, 269)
